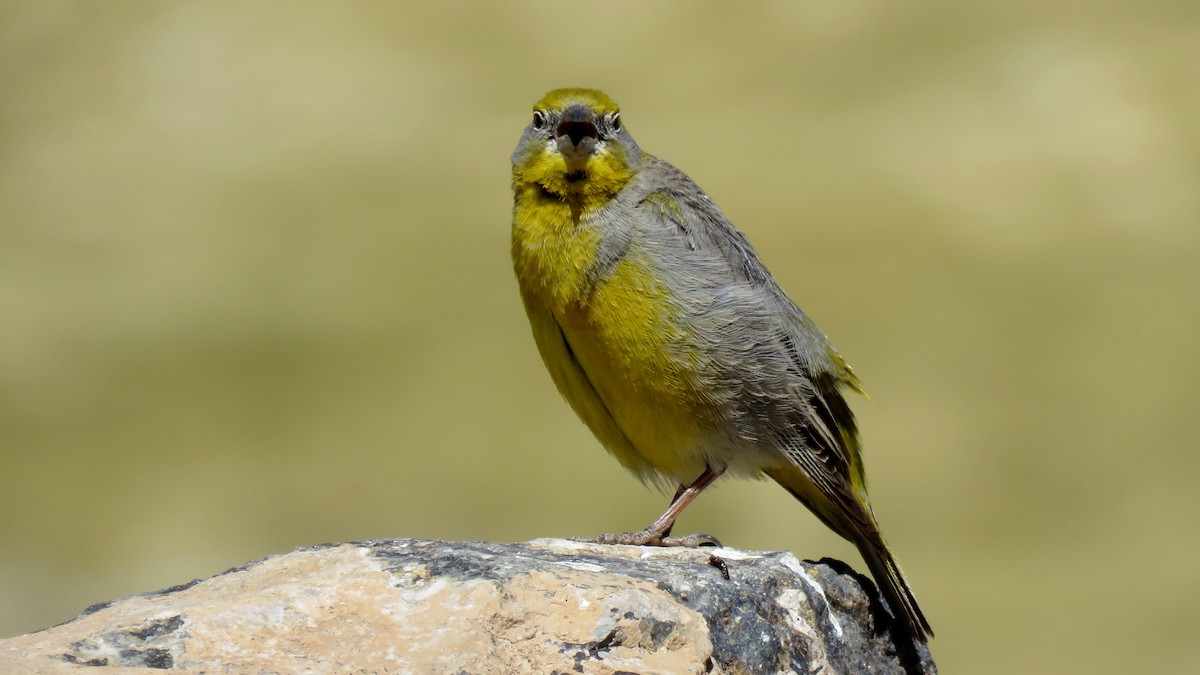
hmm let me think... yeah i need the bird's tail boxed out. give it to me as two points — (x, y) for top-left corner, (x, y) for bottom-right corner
(856, 534), (933, 644)
(765, 465), (932, 644)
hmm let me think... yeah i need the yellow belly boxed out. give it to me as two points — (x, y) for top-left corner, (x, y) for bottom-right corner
(558, 255), (710, 479)
(512, 198), (711, 483)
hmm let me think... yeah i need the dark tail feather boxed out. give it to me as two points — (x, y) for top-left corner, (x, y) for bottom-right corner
(763, 466), (932, 644)
(858, 538), (933, 644)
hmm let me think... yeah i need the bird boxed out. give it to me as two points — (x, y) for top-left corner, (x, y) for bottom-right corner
(509, 87), (932, 645)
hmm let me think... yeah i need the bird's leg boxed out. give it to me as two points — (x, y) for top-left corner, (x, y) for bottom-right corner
(660, 484), (687, 538)
(577, 465), (726, 548)
(646, 465), (723, 542)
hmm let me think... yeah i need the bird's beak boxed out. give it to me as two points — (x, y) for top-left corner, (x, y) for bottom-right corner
(556, 104), (599, 159)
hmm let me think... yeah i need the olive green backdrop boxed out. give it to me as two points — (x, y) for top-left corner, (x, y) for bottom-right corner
(2, 2), (1197, 673)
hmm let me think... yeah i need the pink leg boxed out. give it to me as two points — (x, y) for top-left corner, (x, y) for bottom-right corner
(580, 465), (727, 547)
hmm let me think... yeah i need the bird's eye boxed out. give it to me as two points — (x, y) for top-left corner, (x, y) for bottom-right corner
(610, 113), (621, 132)
(532, 111), (547, 130)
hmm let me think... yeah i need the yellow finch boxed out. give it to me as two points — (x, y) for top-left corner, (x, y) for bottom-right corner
(509, 87), (932, 644)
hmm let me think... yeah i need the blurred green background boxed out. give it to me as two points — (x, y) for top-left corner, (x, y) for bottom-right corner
(2, 1), (1197, 672)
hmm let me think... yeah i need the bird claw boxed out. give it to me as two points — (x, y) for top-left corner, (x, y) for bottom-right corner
(662, 532), (723, 548)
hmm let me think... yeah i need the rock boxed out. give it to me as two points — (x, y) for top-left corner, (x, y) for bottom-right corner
(0, 538), (936, 674)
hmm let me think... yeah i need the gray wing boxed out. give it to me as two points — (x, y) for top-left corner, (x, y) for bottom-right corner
(620, 156), (869, 510)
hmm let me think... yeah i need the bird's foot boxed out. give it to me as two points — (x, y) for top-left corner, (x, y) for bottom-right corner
(661, 532), (723, 548)
(572, 530), (722, 548)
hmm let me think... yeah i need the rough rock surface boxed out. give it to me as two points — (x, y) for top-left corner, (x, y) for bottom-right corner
(0, 538), (936, 674)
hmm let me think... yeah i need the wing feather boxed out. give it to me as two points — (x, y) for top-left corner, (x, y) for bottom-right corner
(627, 157), (871, 527)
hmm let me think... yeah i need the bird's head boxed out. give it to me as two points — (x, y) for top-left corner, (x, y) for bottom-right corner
(511, 88), (642, 205)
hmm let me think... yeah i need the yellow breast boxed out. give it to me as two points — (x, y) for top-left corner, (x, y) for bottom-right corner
(512, 194), (712, 482)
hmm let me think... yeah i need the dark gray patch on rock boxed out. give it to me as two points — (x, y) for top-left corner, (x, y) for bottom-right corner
(59, 615), (187, 669)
